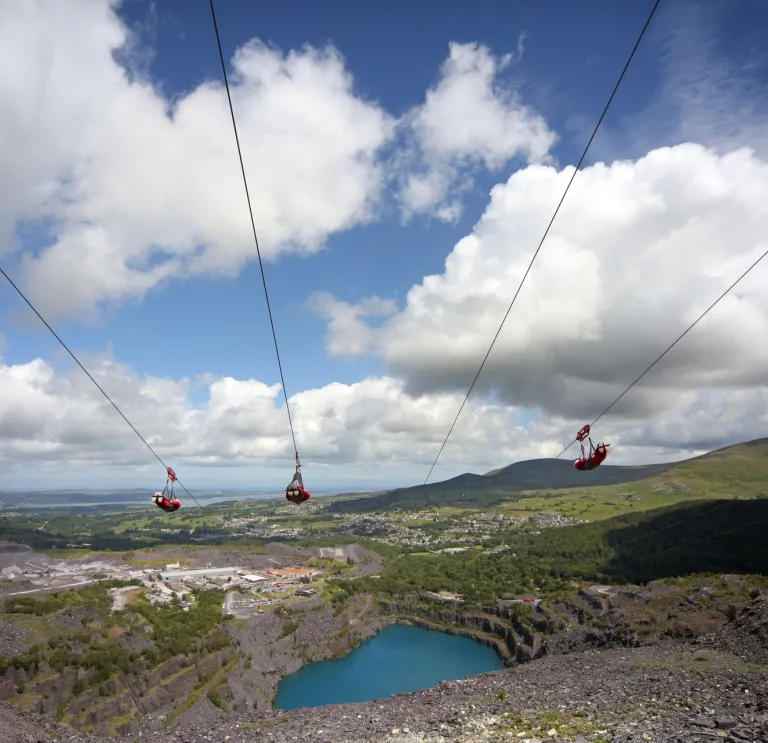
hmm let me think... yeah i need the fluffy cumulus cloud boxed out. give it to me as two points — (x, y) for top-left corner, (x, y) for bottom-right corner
(3, 346), (766, 488)
(0, 3), (558, 320)
(0, 0), (394, 319)
(0, 350), (550, 477)
(4, 2), (768, 482)
(307, 292), (397, 356)
(397, 41), (557, 222)
(315, 143), (768, 454)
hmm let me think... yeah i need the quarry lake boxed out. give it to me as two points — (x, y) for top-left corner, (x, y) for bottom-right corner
(274, 623), (504, 710)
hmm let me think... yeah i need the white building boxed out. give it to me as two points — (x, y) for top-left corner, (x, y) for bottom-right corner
(159, 567), (239, 581)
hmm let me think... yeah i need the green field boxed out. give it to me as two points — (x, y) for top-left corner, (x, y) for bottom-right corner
(495, 438), (768, 522)
(2, 437), (767, 563)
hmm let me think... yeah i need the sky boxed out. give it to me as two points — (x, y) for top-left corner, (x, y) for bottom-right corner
(2, 0), (768, 492)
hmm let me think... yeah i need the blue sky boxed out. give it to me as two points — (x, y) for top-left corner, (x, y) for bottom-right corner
(2, 0), (768, 492)
(3, 0), (662, 383)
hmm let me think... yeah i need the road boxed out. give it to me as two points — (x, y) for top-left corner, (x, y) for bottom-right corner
(589, 585), (616, 596)
(2, 578), (99, 597)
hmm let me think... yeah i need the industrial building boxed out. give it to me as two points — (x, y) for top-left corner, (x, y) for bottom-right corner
(159, 567), (238, 581)
(242, 574), (267, 583)
(266, 567), (316, 579)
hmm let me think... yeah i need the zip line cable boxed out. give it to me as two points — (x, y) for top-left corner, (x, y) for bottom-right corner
(541, 242), (768, 547)
(423, 0), (662, 485)
(554, 244), (768, 460)
(208, 0), (300, 462)
(548, 239), (768, 543)
(0, 265), (204, 510)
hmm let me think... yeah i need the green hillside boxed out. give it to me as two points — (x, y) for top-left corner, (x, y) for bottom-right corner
(330, 496), (768, 604)
(325, 438), (768, 515)
(649, 437), (768, 493)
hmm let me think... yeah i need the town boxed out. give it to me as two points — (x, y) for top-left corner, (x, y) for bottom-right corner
(0, 553), (325, 617)
(222, 506), (590, 547)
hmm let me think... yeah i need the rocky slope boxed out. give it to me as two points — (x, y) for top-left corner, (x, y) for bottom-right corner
(697, 594), (768, 665)
(7, 641), (767, 743)
(2, 582), (767, 742)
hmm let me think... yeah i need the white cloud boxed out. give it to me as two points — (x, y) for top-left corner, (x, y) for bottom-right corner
(658, 3), (768, 156)
(592, 1), (768, 164)
(307, 292), (397, 356)
(0, 349), (533, 476)
(0, 0), (394, 320)
(316, 143), (768, 437)
(1, 5), (557, 321)
(2, 348), (767, 490)
(397, 41), (557, 221)
(4, 4), (768, 488)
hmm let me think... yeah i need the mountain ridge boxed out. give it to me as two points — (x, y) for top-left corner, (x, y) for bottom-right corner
(325, 436), (768, 513)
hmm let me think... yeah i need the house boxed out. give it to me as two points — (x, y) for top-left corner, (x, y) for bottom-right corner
(266, 567), (316, 580)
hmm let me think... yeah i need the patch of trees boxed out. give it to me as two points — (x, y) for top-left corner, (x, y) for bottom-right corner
(3, 580), (140, 616)
(331, 499), (768, 604)
(135, 589), (230, 662)
(0, 585), (233, 699)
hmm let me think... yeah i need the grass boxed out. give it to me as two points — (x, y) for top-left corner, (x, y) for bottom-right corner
(162, 654), (241, 728)
(401, 519), (436, 526)
(8, 693), (43, 711)
(157, 663), (198, 689)
(123, 558), (169, 568)
(278, 620), (299, 639)
(110, 511), (226, 533)
(433, 505), (478, 515)
(497, 481), (758, 523)
(490, 438), (768, 522)
(207, 542), (265, 555)
(119, 587), (145, 607)
(107, 708), (137, 737)
(635, 650), (768, 676)
(305, 519), (345, 530)
(335, 438), (768, 520)
(496, 709), (608, 740)
(42, 549), (97, 559)
(0, 613), (49, 641)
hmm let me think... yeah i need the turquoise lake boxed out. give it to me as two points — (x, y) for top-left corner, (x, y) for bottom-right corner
(274, 623), (504, 710)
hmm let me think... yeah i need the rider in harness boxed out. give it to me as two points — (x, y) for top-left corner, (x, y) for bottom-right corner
(285, 453), (310, 505)
(574, 424), (610, 471)
(153, 467), (182, 512)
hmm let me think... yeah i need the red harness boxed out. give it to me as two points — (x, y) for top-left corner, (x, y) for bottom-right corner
(285, 485), (310, 505)
(574, 424), (610, 471)
(285, 453), (310, 504)
(155, 496), (181, 512)
(155, 467), (182, 511)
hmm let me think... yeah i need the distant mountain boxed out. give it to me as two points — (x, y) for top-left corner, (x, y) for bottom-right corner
(478, 458), (674, 489)
(325, 437), (768, 513)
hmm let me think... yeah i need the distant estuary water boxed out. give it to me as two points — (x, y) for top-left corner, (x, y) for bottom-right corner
(274, 624), (504, 710)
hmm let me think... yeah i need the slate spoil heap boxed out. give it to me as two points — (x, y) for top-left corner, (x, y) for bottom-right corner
(697, 594), (768, 665)
(3, 597), (768, 743)
(5, 643), (764, 743)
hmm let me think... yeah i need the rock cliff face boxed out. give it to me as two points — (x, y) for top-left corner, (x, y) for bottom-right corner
(2, 579), (765, 740)
(217, 594), (388, 718)
(6, 641), (768, 743)
(379, 599), (546, 664)
(697, 593), (768, 663)
(0, 645), (237, 737)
